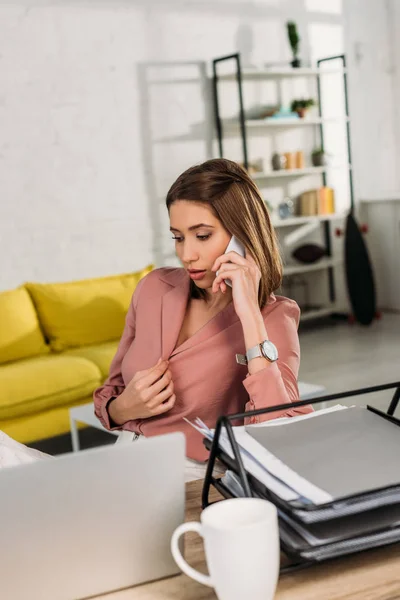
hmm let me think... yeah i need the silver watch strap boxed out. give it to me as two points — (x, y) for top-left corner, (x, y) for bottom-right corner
(246, 344), (262, 362)
(236, 343), (262, 366)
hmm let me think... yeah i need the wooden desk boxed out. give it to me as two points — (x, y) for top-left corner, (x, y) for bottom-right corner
(96, 480), (400, 600)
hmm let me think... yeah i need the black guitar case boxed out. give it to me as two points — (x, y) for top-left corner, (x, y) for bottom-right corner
(344, 211), (376, 325)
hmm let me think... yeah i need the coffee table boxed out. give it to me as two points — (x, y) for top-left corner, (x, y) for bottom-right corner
(298, 381), (326, 401)
(69, 402), (120, 452)
(69, 381), (326, 452)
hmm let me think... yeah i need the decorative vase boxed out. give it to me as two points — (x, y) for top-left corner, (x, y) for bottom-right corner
(271, 153), (286, 171)
(291, 58), (301, 68)
(278, 198), (295, 220)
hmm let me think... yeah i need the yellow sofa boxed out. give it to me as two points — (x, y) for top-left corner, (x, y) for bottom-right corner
(0, 266), (153, 444)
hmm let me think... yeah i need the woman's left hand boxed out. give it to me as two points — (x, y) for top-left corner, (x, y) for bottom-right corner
(211, 252), (261, 322)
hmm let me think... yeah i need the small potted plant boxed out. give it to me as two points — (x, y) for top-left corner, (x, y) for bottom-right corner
(287, 21), (301, 68)
(290, 98), (316, 118)
(311, 147), (327, 167)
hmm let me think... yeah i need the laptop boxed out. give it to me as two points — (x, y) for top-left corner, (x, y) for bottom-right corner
(0, 432), (185, 600)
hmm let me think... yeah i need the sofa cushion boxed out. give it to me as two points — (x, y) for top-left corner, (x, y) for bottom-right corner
(65, 341), (118, 378)
(0, 354), (101, 420)
(1, 396), (95, 444)
(26, 266), (153, 351)
(0, 287), (49, 365)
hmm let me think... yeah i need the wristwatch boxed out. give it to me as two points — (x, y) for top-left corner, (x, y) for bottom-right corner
(236, 340), (278, 366)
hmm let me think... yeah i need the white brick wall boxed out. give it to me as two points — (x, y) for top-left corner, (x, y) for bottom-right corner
(0, 0), (395, 295)
(0, 3), (154, 288)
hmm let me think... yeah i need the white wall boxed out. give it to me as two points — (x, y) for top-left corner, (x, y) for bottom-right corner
(0, 0), (395, 294)
(387, 0), (400, 191)
(0, 3), (154, 287)
(343, 0), (398, 202)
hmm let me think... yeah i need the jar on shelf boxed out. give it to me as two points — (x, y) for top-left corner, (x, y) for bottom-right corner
(295, 151), (305, 169)
(284, 152), (296, 170)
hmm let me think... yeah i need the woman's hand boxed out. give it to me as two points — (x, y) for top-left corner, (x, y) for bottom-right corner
(211, 252), (261, 323)
(108, 359), (176, 425)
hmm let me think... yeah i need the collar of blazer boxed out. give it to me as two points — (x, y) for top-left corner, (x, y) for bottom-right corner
(157, 267), (277, 359)
(158, 267), (239, 359)
(158, 267), (189, 288)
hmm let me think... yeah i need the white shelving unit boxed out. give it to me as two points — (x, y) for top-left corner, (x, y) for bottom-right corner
(225, 116), (349, 130)
(284, 258), (342, 277)
(217, 67), (347, 81)
(153, 119), (349, 143)
(212, 53), (354, 322)
(254, 165), (351, 182)
(271, 213), (346, 228)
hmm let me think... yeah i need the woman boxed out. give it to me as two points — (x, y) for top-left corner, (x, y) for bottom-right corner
(94, 159), (312, 477)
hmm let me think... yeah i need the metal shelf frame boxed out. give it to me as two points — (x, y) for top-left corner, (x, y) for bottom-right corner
(211, 53), (355, 319)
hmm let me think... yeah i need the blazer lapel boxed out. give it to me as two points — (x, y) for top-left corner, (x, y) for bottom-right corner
(159, 267), (248, 359)
(170, 301), (239, 357)
(161, 271), (190, 359)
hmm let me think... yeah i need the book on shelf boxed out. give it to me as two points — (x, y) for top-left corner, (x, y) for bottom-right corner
(299, 187), (335, 216)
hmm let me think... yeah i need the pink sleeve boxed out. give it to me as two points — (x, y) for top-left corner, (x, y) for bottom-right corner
(242, 300), (313, 424)
(93, 279), (144, 430)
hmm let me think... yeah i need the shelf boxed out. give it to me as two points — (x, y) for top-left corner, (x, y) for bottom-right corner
(137, 68), (347, 87)
(271, 213), (346, 228)
(254, 165), (351, 182)
(218, 67), (347, 81)
(154, 117), (349, 143)
(238, 116), (349, 129)
(284, 258), (342, 276)
(254, 166), (326, 180)
(300, 305), (336, 322)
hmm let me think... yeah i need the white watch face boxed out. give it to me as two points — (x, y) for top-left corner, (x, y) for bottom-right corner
(261, 341), (278, 362)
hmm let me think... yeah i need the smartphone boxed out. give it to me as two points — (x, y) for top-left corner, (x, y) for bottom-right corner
(217, 235), (246, 288)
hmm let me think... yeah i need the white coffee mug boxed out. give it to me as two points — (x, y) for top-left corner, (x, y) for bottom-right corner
(171, 497), (280, 600)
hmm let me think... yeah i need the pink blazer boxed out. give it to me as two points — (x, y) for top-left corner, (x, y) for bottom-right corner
(94, 268), (312, 461)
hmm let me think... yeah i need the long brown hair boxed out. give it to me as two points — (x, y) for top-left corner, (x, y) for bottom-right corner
(166, 158), (282, 308)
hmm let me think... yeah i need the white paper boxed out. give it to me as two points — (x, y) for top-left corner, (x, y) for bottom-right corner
(185, 417), (299, 502)
(249, 404), (348, 428)
(0, 431), (50, 469)
(217, 428), (300, 501)
(185, 406), (350, 505)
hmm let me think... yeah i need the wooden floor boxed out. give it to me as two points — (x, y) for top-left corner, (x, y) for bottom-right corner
(299, 311), (400, 411)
